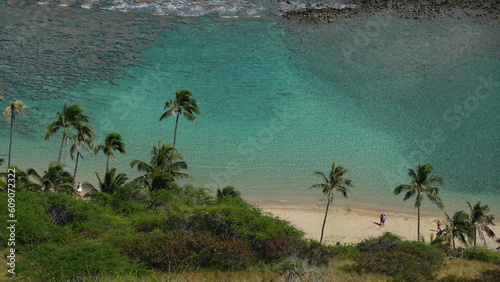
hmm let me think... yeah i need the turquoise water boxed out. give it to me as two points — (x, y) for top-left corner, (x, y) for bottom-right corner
(1, 6), (499, 215)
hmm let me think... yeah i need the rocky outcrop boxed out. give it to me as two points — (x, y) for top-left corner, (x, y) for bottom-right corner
(282, 0), (500, 24)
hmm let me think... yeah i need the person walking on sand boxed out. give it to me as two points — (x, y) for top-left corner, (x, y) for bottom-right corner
(382, 214), (387, 226)
(380, 213), (384, 226)
(437, 220), (441, 232)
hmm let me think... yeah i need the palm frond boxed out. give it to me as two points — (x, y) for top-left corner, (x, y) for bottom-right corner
(130, 160), (153, 173)
(394, 184), (410, 195)
(159, 109), (174, 121)
(309, 183), (327, 190)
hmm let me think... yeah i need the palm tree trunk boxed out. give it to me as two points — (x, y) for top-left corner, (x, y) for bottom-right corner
(73, 152), (80, 181)
(58, 134), (65, 163)
(173, 114), (179, 149)
(106, 154), (110, 173)
(320, 198), (331, 244)
(473, 225), (477, 246)
(417, 206), (421, 241)
(7, 110), (14, 168)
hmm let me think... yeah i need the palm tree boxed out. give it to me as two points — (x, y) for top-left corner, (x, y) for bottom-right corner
(130, 140), (191, 191)
(466, 201), (496, 246)
(3, 100), (27, 168)
(95, 132), (126, 173)
(0, 166), (40, 192)
(69, 123), (95, 181)
(27, 162), (74, 194)
(217, 186), (242, 199)
(445, 210), (473, 249)
(83, 168), (128, 198)
(394, 163), (444, 241)
(159, 89), (200, 149)
(45, 103), (90, 162)
(309, 162), (353, 244)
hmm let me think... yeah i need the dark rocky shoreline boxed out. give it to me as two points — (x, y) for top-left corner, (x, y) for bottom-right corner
(281, 0), (500, 24)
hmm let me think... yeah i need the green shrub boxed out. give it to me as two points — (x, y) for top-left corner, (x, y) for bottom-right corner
(124, 231), (257, 271)
(18, 241), (146, 281)
(356, 232), (402, 253)
(150, 185), (214, 209)
(90, 182), (148, 214)
(355, 233), (446, 281)
(161, 204), (304, 246)
(89, 191), (113, 206)
(302, 240), (338, 266)
(192, 205), (304, 242)
(330, 244), (357, 260)
(124, 231), (208, 270)
(463, 247), (500, 264)
(200, 237), (257, 270)
(0, 191), (67, 246)
(44, 192), (130, 237)
(254, 236), (305, 263)
(174, 185), (214, 206)
(131, 211), (164, 233)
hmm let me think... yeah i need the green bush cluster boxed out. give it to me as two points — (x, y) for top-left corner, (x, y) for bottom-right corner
(1, 187), (319, 280)
(355, 232), (446, 281)
(0, 191), (66, 245)
(90, 182), (148, 214)
(463, 247), (500, 264)
(18, 241), (146, 281)
(124, 231), (256, 271)
(9, 188), (497, 281)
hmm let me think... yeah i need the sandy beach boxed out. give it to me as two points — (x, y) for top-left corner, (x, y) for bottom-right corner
(248, 198), (500, 249)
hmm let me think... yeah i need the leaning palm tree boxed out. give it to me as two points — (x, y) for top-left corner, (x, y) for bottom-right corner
(69, 123), (95, 181)
(3, 100), (27, 168)
(27, 162), (74, 194)
(130, 140), (191, 191)
(394, 163), (444, 241)
(159, 89), (200, 149)
(83, 168), (128, 198)
(95, 132), (126, 173)
(467, 201), (496, 246)
(45, 103), (90, 162)
(445, 210), (473, 249)
(309, 162), (353, 244)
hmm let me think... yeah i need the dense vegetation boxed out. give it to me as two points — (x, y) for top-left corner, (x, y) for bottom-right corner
(1, 92), (499, 281)
(0, 188), (498, 281)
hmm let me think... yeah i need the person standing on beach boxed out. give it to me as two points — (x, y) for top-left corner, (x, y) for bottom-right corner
(437, 220), (441, 232)
(382, 214), (387, 226)
(380, 214), (384, 226)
